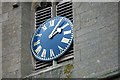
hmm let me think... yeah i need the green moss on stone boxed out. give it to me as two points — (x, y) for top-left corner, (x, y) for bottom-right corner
(64, 64), (73, 78)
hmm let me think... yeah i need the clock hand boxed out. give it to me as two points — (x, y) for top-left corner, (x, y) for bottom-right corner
(49, 17), (63, 39)
(49, 23), (69, 38)
(50, 31), (58, 38)
(49, 27), (62, 39)
(51, 22), (70, 37)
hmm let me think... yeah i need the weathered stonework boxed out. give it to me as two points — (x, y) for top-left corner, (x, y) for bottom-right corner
(0, 2), (2, 80)
(2, 2), (21, 78)
(0, 2), (119, 79)
(73, 2), (118, 78)
(1, 2), (33, 78)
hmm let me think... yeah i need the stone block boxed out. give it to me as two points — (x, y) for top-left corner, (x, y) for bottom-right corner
(74, 49), (118, 78)
(0, 72), (2, 80)
(99, 51), (118, 71)
(99, 31), (118, 51)
(73, 14), (81, 31)
(73, 2), (82, 9)
(80, 9), (99, 23)
(2, 23), (21, 41)
(99, 23), (118, 37)
(76, 30), (99, 44)
(0, 15), (2, 23)
(75, 35), (100, 50)
(99, 14), (118, 28)
(0, 23), (2, 58)
(0, 2), (2, 15)
(51, 67), (63, 78)
(76, 22), (102, 38)
(80, 17), (98, 29)
(74, 50), (81, 63)
(2, 59), (20, 74)
(21, 3), (31, 10)
(0, 58), (2, 73)
(2, 2), (13, 14)
(90, 2), (105, 9)
(2, 12), (8, 22)
(2, 49), (20, 62)
(34, 73), (45, 78)
(0, 13), (8, 23)
(3, 69), (21, 78)
(32, 65), (66, 78)
(8, 8), (21, 25)
(75, 2), (91, 14)
(2, 37), (21, 57)
(80, 44), (99, 61)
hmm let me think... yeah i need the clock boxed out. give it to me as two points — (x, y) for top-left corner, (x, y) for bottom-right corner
(31, 16), (73, 61)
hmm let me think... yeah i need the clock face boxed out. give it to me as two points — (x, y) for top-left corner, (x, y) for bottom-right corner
(31, 16), (73, 61)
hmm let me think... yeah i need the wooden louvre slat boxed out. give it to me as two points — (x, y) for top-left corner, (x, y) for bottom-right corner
(57, 7), (72, 13)
(34, 6), (52, 71)
(36, 12), (51, 19)
(56, 1), (74, 63)
(35, 6), (51, 28)
(57, 2), (72, 10)
(36, 7), (51, 13)
(36, 15), (51, 22)
(57, 4), (72, 12)
(57, 2), (73, 20)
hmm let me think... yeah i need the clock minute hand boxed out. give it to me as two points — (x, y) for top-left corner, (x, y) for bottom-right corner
(49, 17), (63, 39)
(49, 22), (70, 39)
(49, 27), (62, 38)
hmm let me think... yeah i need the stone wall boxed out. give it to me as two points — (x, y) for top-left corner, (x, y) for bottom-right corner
(0, 2), (119, 78)
(0, 2), (2, 80)
(20, 2), (34, 77)
(1, 2), (33, 78)
(73, 2), (118, 78)
(2, 2), (21, 78)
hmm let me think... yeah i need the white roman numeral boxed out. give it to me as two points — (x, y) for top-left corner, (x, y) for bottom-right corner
(41, 25), (47, 31)
(61, 23), (69, 29)
(50, 20), (54, 27)
(35, 45), (42, 54)
(58, 45), (64, 53)
(64, 30), (71, 35)
(61, 37), (70, 44)
(34, 40), (40, 46)
(50, 49), (55, 57)
(36, 34), (42, 37)
(41, 49), (46, 58)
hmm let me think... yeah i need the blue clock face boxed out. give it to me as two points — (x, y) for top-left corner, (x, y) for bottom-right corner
(31, 16), (73, 61)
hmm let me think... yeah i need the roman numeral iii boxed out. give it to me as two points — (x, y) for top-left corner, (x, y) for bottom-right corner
(61, 37), (70, 44)
(64, 30), (71, 35)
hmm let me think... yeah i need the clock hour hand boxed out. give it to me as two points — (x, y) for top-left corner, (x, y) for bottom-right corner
(49, 22), (70, 38)
(49, 17), (63, 39)
(49, 28), (62, 38)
